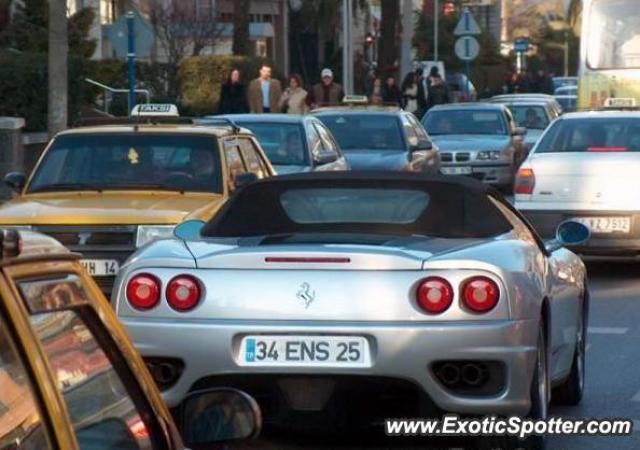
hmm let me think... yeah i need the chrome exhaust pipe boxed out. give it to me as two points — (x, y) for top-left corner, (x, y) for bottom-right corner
(152, 362), (179, 386)
(438, 363), (461, 386)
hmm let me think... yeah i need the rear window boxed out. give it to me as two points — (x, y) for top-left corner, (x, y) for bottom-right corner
(508, 105), (550, 130)
(235, 122), (308, 166)
(535, 118), (640, 153)
(423, 110), (508, 135)
(280, 188), (429, 224)
(202, 178), (513, 240)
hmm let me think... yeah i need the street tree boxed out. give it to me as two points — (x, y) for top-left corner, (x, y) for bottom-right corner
(232, 0), (250, 56)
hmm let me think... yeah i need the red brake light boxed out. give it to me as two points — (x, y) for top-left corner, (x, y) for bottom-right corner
(166, 275), (201, 311)
(462, 277), (499, 313)
(127, 274), (161, 310)
(416, 277), (454, 314)
(515, 168), (535, 194)
(587, 146), (627, 152)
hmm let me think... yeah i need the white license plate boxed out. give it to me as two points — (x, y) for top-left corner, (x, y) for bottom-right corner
(81, 259), (120, 276)
(239, 335), (370, 367)
(571, 217), (631, 234)
(441, 166), (472, 175)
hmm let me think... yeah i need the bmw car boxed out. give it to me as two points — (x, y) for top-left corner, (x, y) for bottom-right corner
(113, 172), (589, 446)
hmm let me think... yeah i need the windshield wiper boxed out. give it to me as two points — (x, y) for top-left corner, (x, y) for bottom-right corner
(29, 182), (104, 193)
(110, 183), (186, 193)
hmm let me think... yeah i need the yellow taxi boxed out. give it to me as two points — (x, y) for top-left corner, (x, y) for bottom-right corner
(0, 228), (261, 449)
(0, 105), (275, 294)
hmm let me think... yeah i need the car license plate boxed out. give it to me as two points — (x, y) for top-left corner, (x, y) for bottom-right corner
(239, 335), (370, 367)
(571, 217), (631, 234)
(81, 259), (120, 276)
(441, 166), (472, 175)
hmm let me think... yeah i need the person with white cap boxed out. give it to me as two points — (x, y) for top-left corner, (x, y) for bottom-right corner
(306, 68), (345, 109)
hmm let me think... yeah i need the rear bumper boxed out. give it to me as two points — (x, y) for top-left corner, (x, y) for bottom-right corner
(521, 210), (640, 256)
(441, 163), (513, 186)
(122, 318), (538, 417)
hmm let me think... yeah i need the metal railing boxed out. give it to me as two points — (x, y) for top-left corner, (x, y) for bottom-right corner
(85, 78), (151, 116)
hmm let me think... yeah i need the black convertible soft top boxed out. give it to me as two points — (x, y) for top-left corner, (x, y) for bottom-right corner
(201, 172), (513, 239)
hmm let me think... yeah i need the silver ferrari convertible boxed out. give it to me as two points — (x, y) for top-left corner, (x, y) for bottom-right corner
(112, 172), (590, 444)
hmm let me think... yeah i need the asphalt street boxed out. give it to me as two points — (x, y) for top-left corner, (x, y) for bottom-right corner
(234, 260), (640, 450)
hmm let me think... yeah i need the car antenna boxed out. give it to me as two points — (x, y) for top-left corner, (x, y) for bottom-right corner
(202, 117), (240, 134)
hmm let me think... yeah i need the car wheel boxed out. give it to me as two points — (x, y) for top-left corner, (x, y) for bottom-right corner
(476, 320), (548, 450)
(552, 304), (586, 405)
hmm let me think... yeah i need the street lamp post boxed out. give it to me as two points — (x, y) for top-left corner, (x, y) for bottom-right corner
(127, 11), (136, 116)
(434, 0), (439, 62)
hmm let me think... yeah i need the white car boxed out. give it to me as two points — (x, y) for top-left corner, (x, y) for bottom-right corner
(515, 110), (640, 257)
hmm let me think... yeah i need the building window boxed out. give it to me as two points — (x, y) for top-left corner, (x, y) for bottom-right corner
(196, 0), (213, 20)
(256, 39), (268, 57)
(220, 12), (233, 22)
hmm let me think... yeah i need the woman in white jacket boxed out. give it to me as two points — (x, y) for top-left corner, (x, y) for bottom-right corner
(279, 74), (309, 114)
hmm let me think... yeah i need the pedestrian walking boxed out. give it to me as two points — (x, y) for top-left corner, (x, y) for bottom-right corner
(247, 64), (283, 113)
(382, 76), (402, 105)
(306, 68), (345, 109)
(426, 73), (451, 110)
(279, 74), (309, 114)
(401, 72), (419, 114)
(217, 68), (249, 114)
(415, 67), (428, 119)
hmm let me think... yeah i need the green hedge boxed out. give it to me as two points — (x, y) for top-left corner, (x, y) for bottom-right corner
(0, 51), (90, 131)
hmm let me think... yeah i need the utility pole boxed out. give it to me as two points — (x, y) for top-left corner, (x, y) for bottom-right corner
(342, 0), (353, 94)
(434, 0), (439, 61)
(48, 0), (68, 138)
(127, 12), (136, 115)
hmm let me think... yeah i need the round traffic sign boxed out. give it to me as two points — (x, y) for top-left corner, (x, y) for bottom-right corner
(455, 36), (480, 61)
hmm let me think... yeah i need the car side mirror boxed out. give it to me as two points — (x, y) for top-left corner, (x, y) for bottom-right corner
(234, 172), (259, 190)
(545, 220), (591, 253)
(513, 127), (527, 136)
(313, 151), (338, 166)
(181, 388), (262, 448)
(4, 172), (25, 193)
(174, 219), (206, 241)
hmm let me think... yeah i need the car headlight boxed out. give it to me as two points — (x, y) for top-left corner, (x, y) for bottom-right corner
(136, 225), (175, 247)
(476, 151), (503, 161)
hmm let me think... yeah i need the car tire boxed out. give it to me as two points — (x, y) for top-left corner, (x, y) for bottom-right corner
(476, 319), (548, 450)
(552, 296), (587, 406)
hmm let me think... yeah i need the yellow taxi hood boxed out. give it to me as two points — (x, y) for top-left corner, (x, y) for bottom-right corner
(0, 191), (225, 225)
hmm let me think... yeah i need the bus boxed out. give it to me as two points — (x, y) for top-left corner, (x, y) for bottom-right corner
(578, 0), (640, 109)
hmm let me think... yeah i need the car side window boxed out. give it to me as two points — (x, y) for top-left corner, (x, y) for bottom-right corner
(313, 123), (340, 159)
(407, 114), (433, 148)
(307, 123), (323, 155)
(224, 140), (247, 193)
(238, 138), (267, 179)
(490, 197), (544, 250)
(0, 313), (53, 449)
(19, 275), (166, 450)
(401, 114), (419, 148)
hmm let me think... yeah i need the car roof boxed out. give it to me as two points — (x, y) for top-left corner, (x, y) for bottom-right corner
(559, 111), (640, 119)
(427, 102), (506, 112)
(58, 124), (252, 138)
(311, 106), (403, 114)
(213, 114), (312, 124)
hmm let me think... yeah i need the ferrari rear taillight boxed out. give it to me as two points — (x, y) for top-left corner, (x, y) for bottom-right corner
(461, 276), (499, 313)
(416, 277), (454, 314)
(127, 274), (161, 310)
(166, 275), (201, 311)
(514, 168), (535, 194)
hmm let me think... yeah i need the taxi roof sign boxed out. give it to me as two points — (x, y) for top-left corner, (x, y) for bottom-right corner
(603, 98), (637, 108)
(131, 104), (180, 117)
(342, 95), (369, 104)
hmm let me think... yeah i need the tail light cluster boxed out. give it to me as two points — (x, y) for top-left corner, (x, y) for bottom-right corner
(416, 276), (500, 314)
(515, 168), (535, 194)
(127, 273), (202, 312)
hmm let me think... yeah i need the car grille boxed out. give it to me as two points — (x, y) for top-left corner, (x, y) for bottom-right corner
(32, 225), (137, 297)
(440, 153), (453, 162)
(455, 152), (470, 162)
(439, 152), (471, 163)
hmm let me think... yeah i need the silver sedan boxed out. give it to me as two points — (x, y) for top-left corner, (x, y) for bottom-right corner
(112, 172), (589, 447)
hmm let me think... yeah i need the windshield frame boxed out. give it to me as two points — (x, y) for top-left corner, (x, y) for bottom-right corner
(316, 113), (407, 152)
(26, 132), (224, 195)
